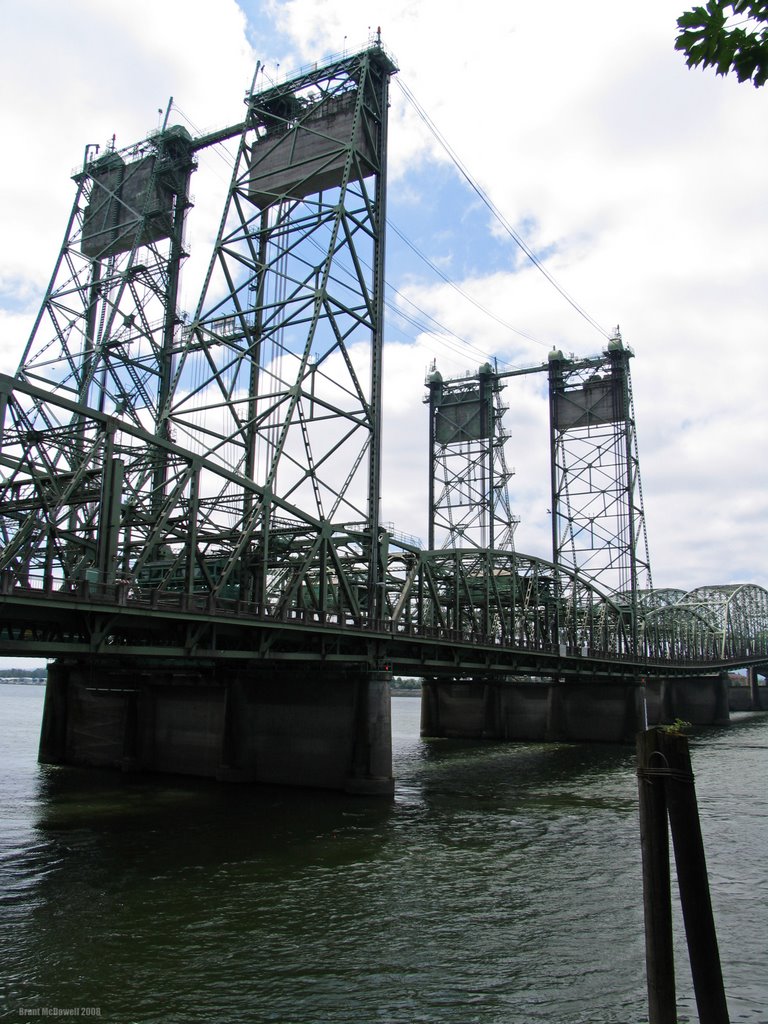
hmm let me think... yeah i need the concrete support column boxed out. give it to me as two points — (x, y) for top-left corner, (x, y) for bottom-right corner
(482, 683), (499, 738)
(659, 679), (674, 724)
(545, 682), (565, 741)
(121, 689), (139, 769)
(714, 671), (730, 726)
(137, 685), (156, 769)
(346, 670), (394, 796)
(661, 674), (731, 726)
(420, 678), (442, 737)
(748, 666), (760, 710)
(35, 659), (396, 796)
(38, 661), (69, 764)
(217, 679), (255, 782)
(624, 683), (646, 740)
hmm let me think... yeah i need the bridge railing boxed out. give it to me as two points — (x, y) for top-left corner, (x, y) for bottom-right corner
(2, 566), (764, 670)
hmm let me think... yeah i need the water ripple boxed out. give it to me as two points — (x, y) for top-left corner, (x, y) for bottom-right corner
(1, 688), (766, 1022)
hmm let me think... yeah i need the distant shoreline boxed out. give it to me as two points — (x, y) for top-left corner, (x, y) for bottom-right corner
(0, 677), (420, 693)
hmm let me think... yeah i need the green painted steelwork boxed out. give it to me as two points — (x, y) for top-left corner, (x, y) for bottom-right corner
(0, 45), (765, 681)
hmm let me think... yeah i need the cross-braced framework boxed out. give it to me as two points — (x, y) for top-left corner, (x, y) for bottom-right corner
(15, 126), (196, 437)
(548, 333), (652, 633)
(0, 369), (763, 669)
(0, 43), (399, 614)
(637, 588), (687, 610)
(426, 362), (517, 551)
(2, 45), (766, 676)
(641, 584), (768, 661)
(379, 546), (629, 655)
(0, 124), (197, 588)
(171, 45), (396, 525)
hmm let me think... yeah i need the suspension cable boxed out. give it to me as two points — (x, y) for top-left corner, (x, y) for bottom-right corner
(396, 77), (612, 341)
(388, 219), (548, 349)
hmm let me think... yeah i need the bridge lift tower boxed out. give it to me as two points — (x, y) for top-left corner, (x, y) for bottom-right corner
(3, 41), (398, 616)
(425, 361), (518, 551)
(547, 334), (652, 604)
(428, 337), (652, 647)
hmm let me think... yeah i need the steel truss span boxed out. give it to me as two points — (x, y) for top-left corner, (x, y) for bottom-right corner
(0, 371), (764, 672)
(640, 584), (768, 663)
(0, 378), (630, 668)
(0, 374), (622, 649)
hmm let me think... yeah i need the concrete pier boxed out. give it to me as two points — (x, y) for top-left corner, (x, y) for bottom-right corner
(727, 667), (768, 711)
(421, 677), (645, 743)
(420, 672), (738, 744)
(39, 659), (394, 796)
(645, 673), (730, 727)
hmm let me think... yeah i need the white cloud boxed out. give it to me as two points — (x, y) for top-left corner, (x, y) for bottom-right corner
(0, 0), (254, 304)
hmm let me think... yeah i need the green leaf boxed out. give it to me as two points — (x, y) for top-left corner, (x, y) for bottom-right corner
(676, 0), (768, 87)
(678, 9), (711, 28)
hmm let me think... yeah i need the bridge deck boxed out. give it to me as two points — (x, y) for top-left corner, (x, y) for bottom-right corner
(2, 577), (763, 680)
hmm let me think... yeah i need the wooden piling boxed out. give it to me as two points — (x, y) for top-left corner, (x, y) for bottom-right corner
(660, 729), (730, 1024)
(637, 729), (677, 1024)
(637, 727), (730, 1024)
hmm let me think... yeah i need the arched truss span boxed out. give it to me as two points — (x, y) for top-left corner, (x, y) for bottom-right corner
(1, 365), (763, 668)
(382, 546), (630, 656)
(641, 584), (768, 662)
(635, 588), (687, 610)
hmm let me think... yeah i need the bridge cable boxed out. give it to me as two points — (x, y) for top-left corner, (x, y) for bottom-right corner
(177, 95), (543, 369)
(307, 218), (533, 370)
(387, 220), (548, 350)
(395, 77), (612, 342)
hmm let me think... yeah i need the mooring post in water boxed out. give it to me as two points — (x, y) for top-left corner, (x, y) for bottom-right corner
(662, 729), (730, 1024)
(637, 729), (677, 1024)
(636, 727), (730, 1024)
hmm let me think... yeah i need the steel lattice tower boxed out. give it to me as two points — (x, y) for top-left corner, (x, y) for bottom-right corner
(547, 332), (652, 632)
(0, 43), (398, 615)
(3, 124), (197, 588)
(165, 44), (397, 611)
(173, 45), (396, 523)
(426, 362), (518, 551)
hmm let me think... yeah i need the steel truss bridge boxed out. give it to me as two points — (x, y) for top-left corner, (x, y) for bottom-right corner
(0, 40), (766, 688)
(1, 373), (767, 680)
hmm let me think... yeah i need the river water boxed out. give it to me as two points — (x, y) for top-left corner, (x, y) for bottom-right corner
(1, 682), (766, 1024)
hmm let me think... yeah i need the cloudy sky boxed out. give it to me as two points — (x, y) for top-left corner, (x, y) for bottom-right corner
(1, 0), (766, 595)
